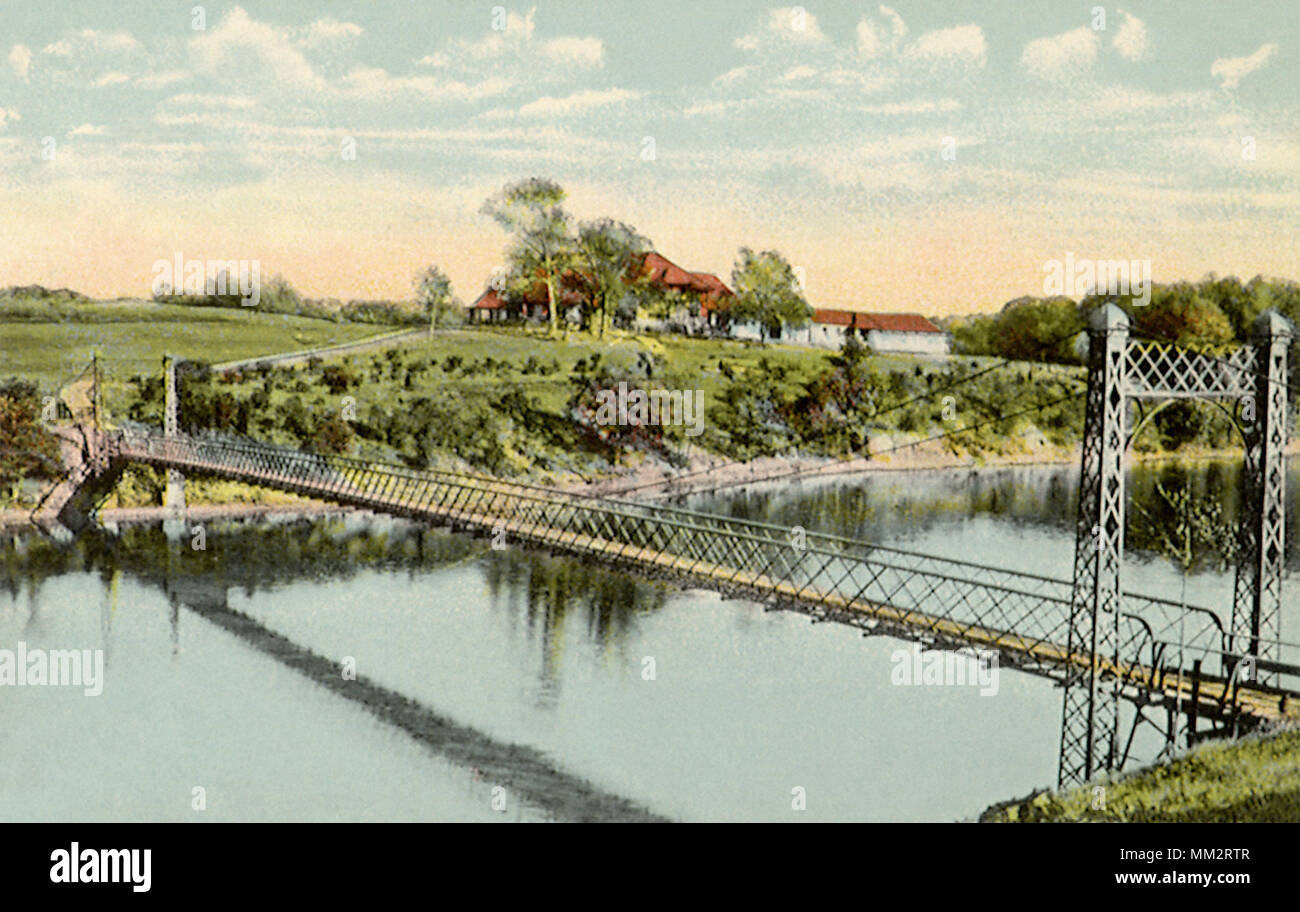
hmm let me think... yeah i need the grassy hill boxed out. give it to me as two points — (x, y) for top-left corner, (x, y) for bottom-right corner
(0, 296), (387, 392)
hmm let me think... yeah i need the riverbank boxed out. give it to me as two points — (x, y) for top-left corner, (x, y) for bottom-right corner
(981, 725), (1300, 822)
(562, 438), (1300, 500)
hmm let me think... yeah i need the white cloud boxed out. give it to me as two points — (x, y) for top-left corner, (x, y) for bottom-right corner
(8, 45), (31, 82)
(69, 124), (109, 137)
(190, 7), (323, 91)
(854, 9), (984, 73)
(778, 65), (818, 83)
(857, 6), (909, 59)
(417, 7), (603, 76)
(735, 7), (828, 52)
(512, 87), (639, 118)
(186, 7), (508, 103)
(91, 71), (131, 88)
(297, 18), (364, 49)
(135, 70), (188, 89)
(42, 30), (142, 58)
(35, 27), (147, 87)
(540, 35), (603, 69)
(337, 66), (510, 102)
(861, 97), (962, 116)
(902, 24), (986, 70)
(1020, 27), (1100, 83)
(713, 65), (758, 87)
(1211, 43), (1277, 90)
(1112, 10), (1150, 62)
(166, 93), (256, 110)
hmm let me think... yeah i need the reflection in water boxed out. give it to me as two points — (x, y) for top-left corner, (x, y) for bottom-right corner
(1, 455), (1295, 821)
(679, 457), (1299, 574)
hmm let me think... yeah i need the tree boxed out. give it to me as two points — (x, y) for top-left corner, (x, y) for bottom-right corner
(1131, 290), (1235, 354)
(481, 178), (573, 336)
(575, 219), (652, 338)
(414, 264), (456, 334)
(0, 379), (61, 501)
(729, 248), (812, 342)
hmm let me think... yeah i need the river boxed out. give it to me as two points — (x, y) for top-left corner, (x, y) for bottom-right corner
(2, 458), (1296, 821)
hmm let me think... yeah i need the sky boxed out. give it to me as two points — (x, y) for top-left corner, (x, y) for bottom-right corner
(1, 1), (1297, 315)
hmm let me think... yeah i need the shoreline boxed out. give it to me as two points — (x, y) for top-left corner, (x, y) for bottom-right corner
(5, 441), (1294, 533)
(561, 439), (1300, 500)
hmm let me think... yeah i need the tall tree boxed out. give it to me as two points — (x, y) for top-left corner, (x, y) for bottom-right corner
(414, 264), (455, 335)
(481, 178), (572, 336)
(575, 219), (652, 338)
(729, 248), (812, 343)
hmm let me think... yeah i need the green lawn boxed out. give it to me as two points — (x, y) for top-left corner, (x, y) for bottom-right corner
(1, 299), (387, 393)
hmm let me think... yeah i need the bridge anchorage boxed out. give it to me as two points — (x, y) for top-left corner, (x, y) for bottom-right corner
(29, 310), (1300, 793)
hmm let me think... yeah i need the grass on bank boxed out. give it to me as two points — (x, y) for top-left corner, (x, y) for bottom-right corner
(982, 727), (1300, 822)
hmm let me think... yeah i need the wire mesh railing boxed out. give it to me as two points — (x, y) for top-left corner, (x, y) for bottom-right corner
(106, 428), (1299, 704)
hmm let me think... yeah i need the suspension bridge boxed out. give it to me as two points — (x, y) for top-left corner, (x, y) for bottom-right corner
(26, 305), (1300, 789)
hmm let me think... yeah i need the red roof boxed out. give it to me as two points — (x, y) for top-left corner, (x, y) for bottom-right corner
(637, 252), (733, 307)
(473, 253), (733, 316)
(641, 252), (697, 288)
(813, 309), (942, 334)
(471, 289), (506, 309)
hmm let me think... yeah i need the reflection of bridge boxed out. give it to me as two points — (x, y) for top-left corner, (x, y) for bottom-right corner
(29, 305), (1299, 791)
(37, 421), (1300, 767)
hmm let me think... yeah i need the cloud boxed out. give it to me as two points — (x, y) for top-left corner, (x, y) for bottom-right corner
(7, 45), (31, 82)
(34, 28), (147, 87)
(135, 70), (188, 89)
(190, 7), (324, 91)
(297, 18), (364, 49)
(735, 7), (828, 52)
(164, 93), (257, 110)
(186, 7), (508, 103)
(539, 35), (603, 69)
(416, 7), (603, 76)
(1211, 43), (1277, 90)
(1020, 27), (1100, 83)
(337, 66), (510, 102)
(1112, 10), (1150, 62)
(69, 124), (108, 137)
(91, 71), (131, 88)
(902, 24), (986, 70)
(42, 30), (142, 58)
(503, 87), (639, 118)
(854, 8), (984, 73)
(857, 6), (908, 59)
(860, 97), (962, 116)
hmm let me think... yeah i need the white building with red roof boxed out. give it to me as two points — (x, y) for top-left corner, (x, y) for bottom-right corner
(794, 309), (950, 355)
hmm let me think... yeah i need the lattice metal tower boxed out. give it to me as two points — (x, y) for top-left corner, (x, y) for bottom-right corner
(1058, 304), (1292, 789)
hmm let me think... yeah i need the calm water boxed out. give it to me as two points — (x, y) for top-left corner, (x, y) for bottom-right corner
(2, 458), (1296, 822)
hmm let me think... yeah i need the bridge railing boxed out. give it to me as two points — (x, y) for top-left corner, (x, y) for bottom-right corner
(111, 428), (1236, 685)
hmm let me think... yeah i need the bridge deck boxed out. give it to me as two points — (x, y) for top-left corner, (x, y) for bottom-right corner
(59, 428), (1300, 729)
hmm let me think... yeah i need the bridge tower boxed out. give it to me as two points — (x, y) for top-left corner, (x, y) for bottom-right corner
(163, 354), (187, 522)
(1059, 304), (1292, 789)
